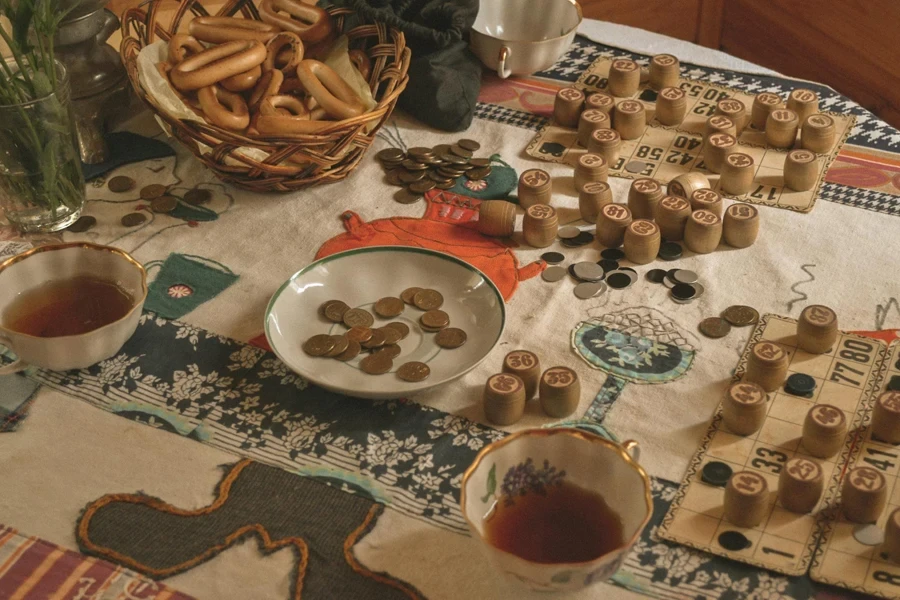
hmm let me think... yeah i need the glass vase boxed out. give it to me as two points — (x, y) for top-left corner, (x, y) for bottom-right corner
(0, 64), (85, 233)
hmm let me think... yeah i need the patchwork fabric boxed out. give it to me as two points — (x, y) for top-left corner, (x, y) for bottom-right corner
(0, 524), (195, 599)
(315, 193), (545, 301)
(77, 460), (422, 600)
(28, 313), (506, 535)
(572, 322), (695, 385)
(144, 254), (239, 320)
(19, 312), (829, 600)
(0, 373), (40, 433)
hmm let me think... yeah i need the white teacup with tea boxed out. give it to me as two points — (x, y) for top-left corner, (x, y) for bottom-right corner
(460, 428), (652, 593)
(0, 243), (147, 373)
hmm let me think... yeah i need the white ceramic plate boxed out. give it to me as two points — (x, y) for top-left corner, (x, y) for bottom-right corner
(265, 247), (506, 399)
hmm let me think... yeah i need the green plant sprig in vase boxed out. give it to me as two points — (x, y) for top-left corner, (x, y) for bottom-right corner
(0, 0), (85, 233)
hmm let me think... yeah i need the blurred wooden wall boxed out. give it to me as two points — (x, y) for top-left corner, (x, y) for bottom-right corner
(579, 0), (900, 129)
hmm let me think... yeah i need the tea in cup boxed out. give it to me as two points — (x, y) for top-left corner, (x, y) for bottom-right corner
(460, 428), (652, 592)
(0, 243), (147, 373)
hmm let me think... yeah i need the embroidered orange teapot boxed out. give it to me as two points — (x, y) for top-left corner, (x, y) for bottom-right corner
(316, 191), (544, 300)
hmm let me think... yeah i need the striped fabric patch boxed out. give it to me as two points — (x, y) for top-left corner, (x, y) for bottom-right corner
(0, 524), (194, 600)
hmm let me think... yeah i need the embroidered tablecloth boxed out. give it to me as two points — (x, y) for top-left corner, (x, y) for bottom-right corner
(1, 19), (899, 600)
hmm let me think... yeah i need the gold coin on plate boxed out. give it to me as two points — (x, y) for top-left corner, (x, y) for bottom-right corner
(324, 335), (350, 357)
(346, 326), (373, 343)
(434, 181), (454, 189)
(303, 334), (335, 356)
(378, 326), (403, 345)
(401, 287), (423, 305)
(385, 321), (410, 339)
(184, 188), (212, 205)
(420, 309), (450, 330)
(413, 289), (444, 310)
(121, 212), (147, 227)
(432, 144), (452, 156)
(397, 361), (430, 382)
(469, 158), (490, 168)
(343, 308), (374, 328)
(360, 352), (393, 375)
(722, 305), (760, 327)
(139, 184), (168, 199)
(374, 296), (405, 318)
(322, 300), (350, 323)
(151, 195), (178, 214)
(457, 139), (481, 152)
(375, 344), (402, 360)
(67, 215), (96, 233)
(107, 175), (135, 193)
(334, 339), (361, 361)
(435, 327), (467, 349)
(699, 317), (732, 339)
(361, 328), (386, 349)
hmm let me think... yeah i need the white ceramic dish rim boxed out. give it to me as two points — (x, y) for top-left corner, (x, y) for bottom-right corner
(263, 246), (507, 398)
(0, 242), (149, 340)
(460, 427), (654, 570)
(472, 0), (583, 44)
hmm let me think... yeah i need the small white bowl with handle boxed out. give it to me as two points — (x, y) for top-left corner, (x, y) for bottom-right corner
(470, 0), (583, 78)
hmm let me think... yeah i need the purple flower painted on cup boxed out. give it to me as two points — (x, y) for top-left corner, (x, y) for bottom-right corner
(500, 458), (566, 505)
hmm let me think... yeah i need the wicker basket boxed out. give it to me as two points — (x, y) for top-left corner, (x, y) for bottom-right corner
(120, 0), (410, 192)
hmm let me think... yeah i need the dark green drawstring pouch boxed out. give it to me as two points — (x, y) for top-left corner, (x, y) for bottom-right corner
(325, 0), (482, 132)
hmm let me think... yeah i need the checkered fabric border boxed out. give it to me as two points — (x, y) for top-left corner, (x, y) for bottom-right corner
(473, 102), (547, 131)
(818, 182), (900, 217)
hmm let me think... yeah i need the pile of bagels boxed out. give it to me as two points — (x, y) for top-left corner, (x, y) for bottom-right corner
(158, 0), (371, 135)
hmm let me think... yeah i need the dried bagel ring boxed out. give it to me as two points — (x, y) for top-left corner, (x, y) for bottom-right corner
(259, 94), (309, 117)
(156, 62), (204, 115)
(168, 34), (204, 65)
(294, 59), (365, 120)
(309, 106), (329, 121)
(348, 49), (371, 80)
(275, 47), (293, 68)
(188, 16), (278, 44)
(248, 69), (284, 113)
(197, 85), (250, 131)
(258, 0), (334, 44)
(265, 32), (304, 74)
(221, 64), (262, 92)
(170, 40), (266, 91)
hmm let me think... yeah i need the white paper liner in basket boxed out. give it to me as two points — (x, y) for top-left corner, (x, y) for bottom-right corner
(136, 37), (377, 167)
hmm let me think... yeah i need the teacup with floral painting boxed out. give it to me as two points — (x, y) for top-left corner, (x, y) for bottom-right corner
(460, 428), (652, 592)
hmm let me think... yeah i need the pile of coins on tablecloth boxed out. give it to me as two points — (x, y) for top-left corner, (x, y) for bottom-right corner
(697, 304), (760, 339)
(66, 175), (215, 233)
(302, 287), (467, 381)
(375, 140), (492, 204)
(643, 267), (707, 304)
(540, 228), (710, 303)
